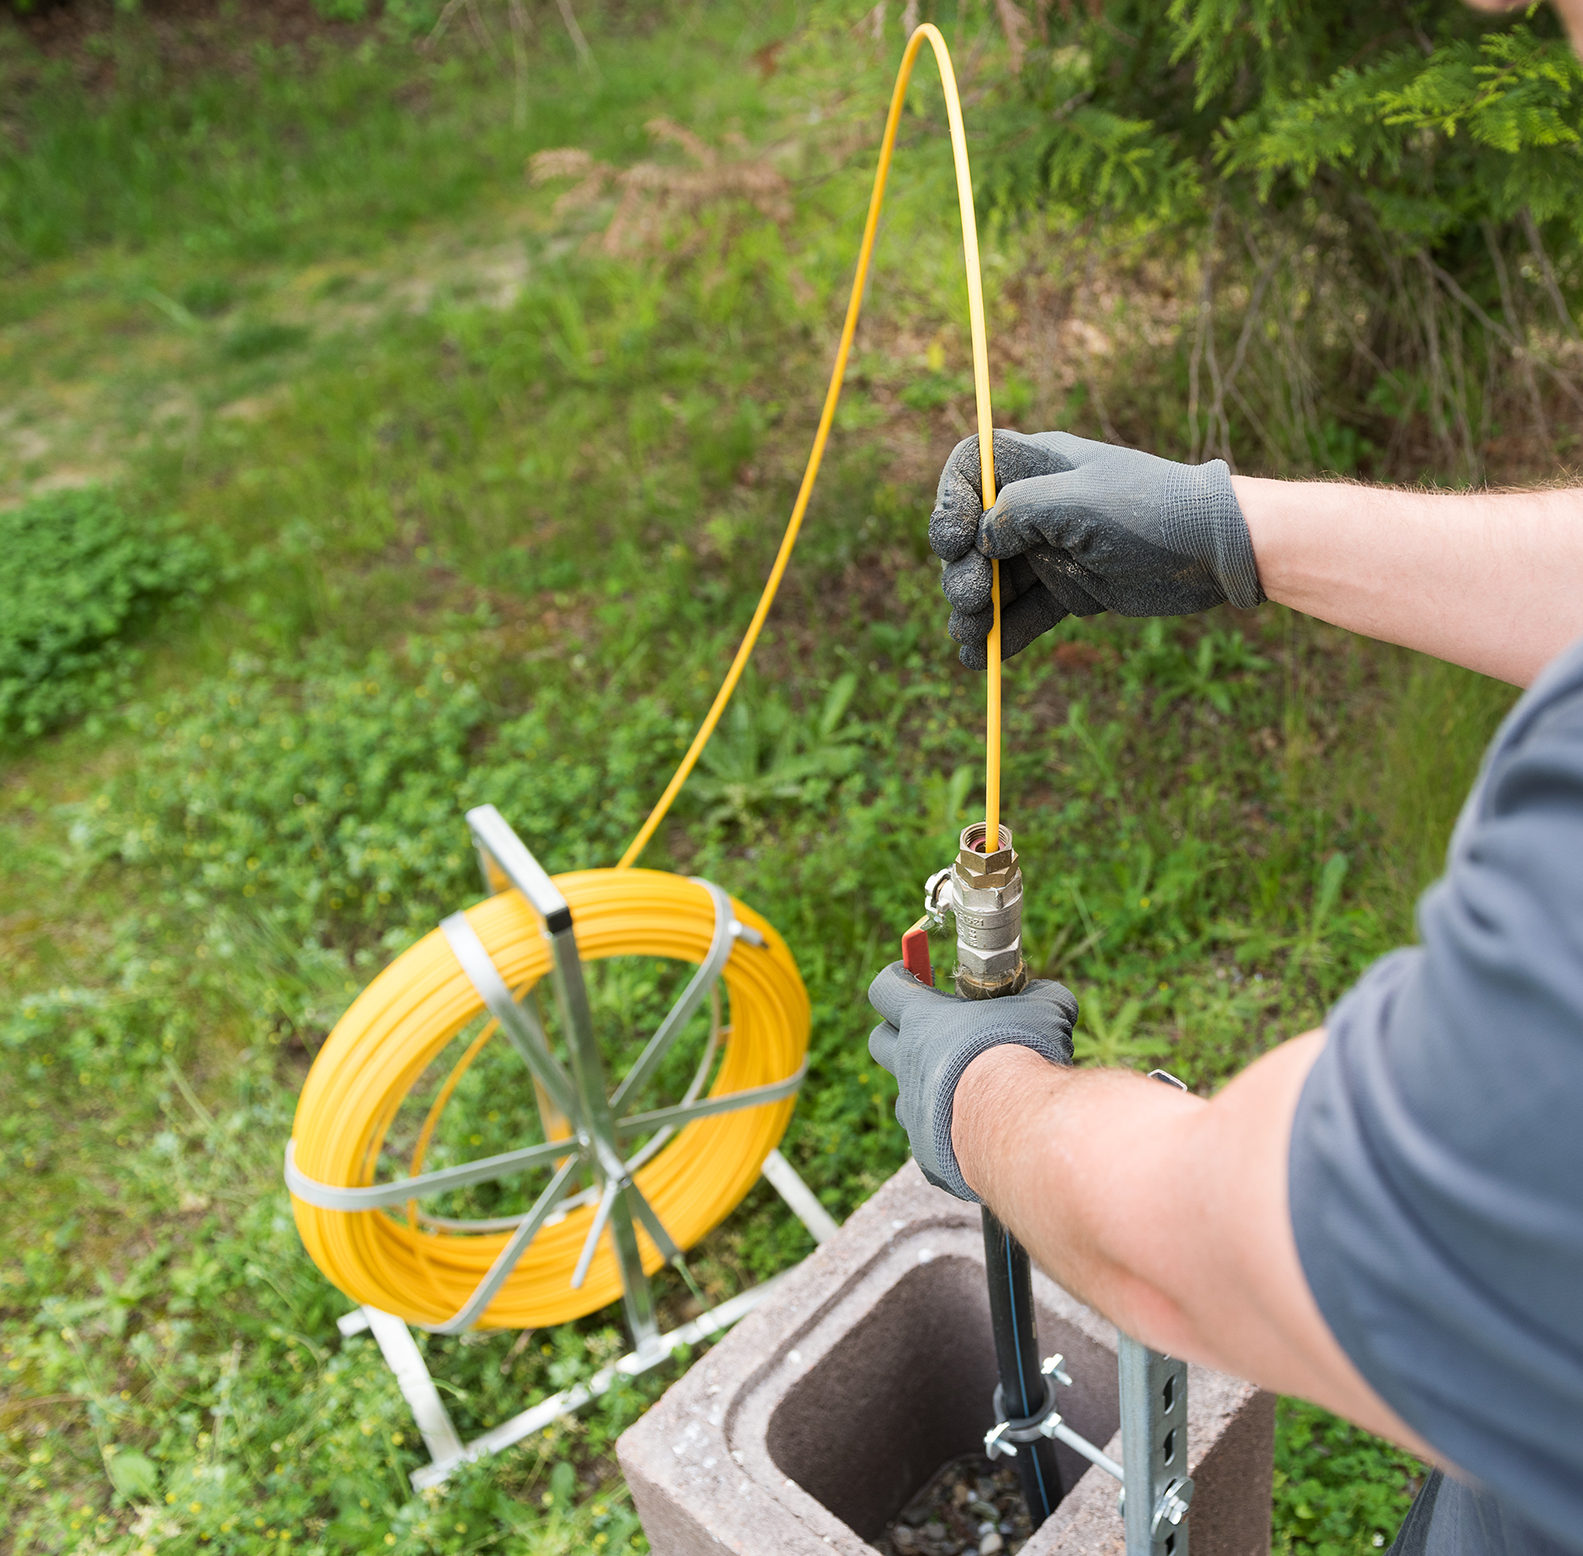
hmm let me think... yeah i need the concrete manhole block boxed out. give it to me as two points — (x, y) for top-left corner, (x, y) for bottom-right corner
(619, 1162), (1274, 1556)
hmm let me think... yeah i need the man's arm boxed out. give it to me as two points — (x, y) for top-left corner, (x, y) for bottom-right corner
(1235, 477), (1583, 687)
(951, 1033), (1439, 1461)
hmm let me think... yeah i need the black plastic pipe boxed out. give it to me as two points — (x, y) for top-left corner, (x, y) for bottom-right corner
(982, 1206), (1064, 1527)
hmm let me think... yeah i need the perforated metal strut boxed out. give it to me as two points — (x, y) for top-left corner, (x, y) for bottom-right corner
(1118, 1070), (1196, 1556)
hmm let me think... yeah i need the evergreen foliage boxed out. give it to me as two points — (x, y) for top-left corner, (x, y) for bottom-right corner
(998, 2), (1583, 237)
(985, 1), (1583, 479)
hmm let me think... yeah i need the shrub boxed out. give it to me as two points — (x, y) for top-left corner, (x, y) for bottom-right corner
(983, 0), (1583, 478)
(0, 487), (210, 743)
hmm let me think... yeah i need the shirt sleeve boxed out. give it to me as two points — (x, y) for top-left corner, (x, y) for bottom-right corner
(1288, 675), (1583, 1551)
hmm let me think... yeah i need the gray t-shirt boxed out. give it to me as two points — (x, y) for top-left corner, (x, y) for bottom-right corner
(1289, 635), (1583, 1555)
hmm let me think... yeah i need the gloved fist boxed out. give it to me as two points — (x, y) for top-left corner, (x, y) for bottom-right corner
(930, 429), (1265, 668)
(867, 962), (1077, 1202)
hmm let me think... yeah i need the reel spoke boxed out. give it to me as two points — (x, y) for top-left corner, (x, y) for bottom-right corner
(570, 1179), (619, 1291)
(283, 1136), (572, 1213)
(427, 1157), (582, 1334)
(615, 1063), (808, 1138)
(442, 909), (578, 1120)
(609, 878), (738, 1111)
(625, 1176), (680, 1265)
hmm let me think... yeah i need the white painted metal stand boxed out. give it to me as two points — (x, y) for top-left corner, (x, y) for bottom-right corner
(340, 1148), (836, 1490)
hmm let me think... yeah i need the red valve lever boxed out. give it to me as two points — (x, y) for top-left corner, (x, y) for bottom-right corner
(901, 916), (934, 987)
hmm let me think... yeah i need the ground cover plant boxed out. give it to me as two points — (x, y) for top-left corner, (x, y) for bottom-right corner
(1, 1), (1557, 1552)
(0, 486), (210, 741)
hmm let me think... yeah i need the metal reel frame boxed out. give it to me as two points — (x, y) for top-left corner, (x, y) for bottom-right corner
(293, 805), (832, 1488)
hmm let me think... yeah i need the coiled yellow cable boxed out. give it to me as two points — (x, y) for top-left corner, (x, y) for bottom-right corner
(288, 26), (1001, 1329)
(291, 873), (807, 1327)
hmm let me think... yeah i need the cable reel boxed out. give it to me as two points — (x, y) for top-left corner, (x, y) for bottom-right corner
(286, 806), (809, 1336)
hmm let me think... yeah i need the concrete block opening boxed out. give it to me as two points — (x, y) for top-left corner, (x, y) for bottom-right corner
(766, 1254), (1120, 1543)
(618, 1164), (1271, 1556)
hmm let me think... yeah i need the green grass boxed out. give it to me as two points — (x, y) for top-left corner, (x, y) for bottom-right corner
(0, 4), (1521, 1553)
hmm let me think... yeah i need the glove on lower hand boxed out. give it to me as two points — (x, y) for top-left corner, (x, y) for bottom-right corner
(867, 962), (1077, 1202)
(930, 429), (1265, 668)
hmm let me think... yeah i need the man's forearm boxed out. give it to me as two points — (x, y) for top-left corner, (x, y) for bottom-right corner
(951, 1039), (1435, 1456)
(1233, 476), (1583, 687)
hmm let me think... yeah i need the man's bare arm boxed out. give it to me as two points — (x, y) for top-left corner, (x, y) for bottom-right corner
(1234, 477), (1583, 687)
(951, 1035), (1439, 1461)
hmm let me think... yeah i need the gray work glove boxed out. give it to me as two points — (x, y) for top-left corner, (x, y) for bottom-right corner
(867, 962), (1077, 1202)
(930, 430), (1265, 668)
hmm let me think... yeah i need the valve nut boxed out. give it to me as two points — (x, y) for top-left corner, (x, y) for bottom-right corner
(949, 824), (1026, 1000)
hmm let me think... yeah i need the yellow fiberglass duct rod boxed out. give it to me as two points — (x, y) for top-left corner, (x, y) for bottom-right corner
(619, 21), (1004, 869)
(287, 25), (1004, 1330)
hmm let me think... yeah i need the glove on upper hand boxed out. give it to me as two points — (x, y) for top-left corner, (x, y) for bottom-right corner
(930, 429), (1265, 668)
(867, 962), (1077, 1202)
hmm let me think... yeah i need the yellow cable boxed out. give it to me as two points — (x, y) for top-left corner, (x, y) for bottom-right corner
(620, 23), (1001, 868)
(403, 1017), (501, 1311)
(288, 28), (1002, 1328)
(291, 871), (807, 1328)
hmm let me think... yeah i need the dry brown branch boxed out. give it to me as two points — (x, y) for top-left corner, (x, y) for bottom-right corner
(420, 0), (472, 52)
(1483, 220), (1548, 449)
(1190, 253), (1209, 462)
(1194, 237), (1280, 466)
(529, 147), (607, 215)
(1414, 253), (1457, 468)
(994, 0), (1030, 72)
(1227, 379), (1282, 466)
(530, 122), (792, 255)
(1075, 249), (1120, 443)
(1197, 207), (1233, 464)
(1222, 253), (1279, 396)
(1185, 231), (1211, 463)
(464, 0), (502, 60)
(646, 117), (716, 167)
(507, 0), (532, 131)
(1422, 251), (1583, 417)
(554, 0), (595, 71)
(1520, 209), (1579, 342)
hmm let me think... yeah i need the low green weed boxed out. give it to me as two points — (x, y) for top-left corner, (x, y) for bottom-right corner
(68, 630), (688, 986)
(693, 672), (866, 830)
(0, 487), (210, 743)
(1120, 620), (1274, 717)
(1273, 1399), (1424, 1556)
(1364, 654), (1518, 923)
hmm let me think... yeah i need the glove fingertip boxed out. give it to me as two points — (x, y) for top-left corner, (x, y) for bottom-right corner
(942, 552), (993, 614)
(930, 503), (978, 564)
(867, 1020), (897, 1069)
(976, 509), (1022, 560)
(869, 959), (950, 1026)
